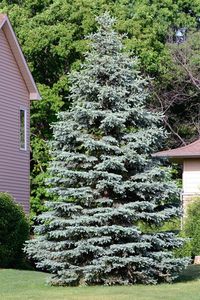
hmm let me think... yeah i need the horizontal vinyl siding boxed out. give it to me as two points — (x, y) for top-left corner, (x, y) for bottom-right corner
(0, 28), (30, 213)
(183, 159), (200, 194)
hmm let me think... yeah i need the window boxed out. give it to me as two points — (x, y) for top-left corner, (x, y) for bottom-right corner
(20, 108), (27, 150)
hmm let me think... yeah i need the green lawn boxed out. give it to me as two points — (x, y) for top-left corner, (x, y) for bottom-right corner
(1, 266), (200, 300)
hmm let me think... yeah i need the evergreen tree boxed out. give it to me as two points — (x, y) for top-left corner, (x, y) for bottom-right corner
(25, 13), (188, 286)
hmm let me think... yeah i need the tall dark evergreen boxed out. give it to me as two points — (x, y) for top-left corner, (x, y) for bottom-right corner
(25, 13), (188, 286)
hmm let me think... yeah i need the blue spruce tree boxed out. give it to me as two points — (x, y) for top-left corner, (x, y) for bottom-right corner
(25, 13), (188, 286)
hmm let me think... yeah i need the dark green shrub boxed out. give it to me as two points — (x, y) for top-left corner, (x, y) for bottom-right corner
(0, 193), (29, 267)
(184, 198), (200, 257)
(174, 232), (192, 258)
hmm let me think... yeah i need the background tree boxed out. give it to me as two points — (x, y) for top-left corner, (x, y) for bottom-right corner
(25, 13), (188, 286)
(153, 31), (200, 147)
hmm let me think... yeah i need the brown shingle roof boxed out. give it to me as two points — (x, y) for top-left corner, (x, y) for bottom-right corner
(152, 139), (200, 158)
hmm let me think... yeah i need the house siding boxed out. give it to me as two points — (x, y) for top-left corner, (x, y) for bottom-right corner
(0, 28), (30, 213)
(183, 159), (200, 194)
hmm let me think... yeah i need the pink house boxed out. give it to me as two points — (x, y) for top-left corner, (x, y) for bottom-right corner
(0, 14), (40, 212)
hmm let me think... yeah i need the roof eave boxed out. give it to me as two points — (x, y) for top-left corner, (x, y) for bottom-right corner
(30, 92), (42, 100)
(152, 153), (200, 159)
(0, 15), (41, 100)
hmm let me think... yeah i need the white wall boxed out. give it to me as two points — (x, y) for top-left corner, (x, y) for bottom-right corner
(183, 159), (200, 194)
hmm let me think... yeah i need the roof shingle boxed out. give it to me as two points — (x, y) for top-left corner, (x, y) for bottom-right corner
(152, 139), (200, 158)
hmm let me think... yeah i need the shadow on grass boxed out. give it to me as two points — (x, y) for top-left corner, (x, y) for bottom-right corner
(175, 265), (200, 283)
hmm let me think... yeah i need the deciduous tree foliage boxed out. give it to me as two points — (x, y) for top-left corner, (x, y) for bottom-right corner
(184, 199), (200, 257)
(25, 13), (188, 286)
(154, 31), (200, 148)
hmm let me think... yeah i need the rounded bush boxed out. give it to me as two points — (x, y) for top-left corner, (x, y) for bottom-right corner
(0, 193), (29, 267)
(174, 232), (192, 258)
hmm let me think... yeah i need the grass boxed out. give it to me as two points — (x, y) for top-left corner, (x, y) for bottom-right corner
(1, 266), (200, 300)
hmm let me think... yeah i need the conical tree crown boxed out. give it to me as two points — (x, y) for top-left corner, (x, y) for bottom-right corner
(25, 12), (188, 286)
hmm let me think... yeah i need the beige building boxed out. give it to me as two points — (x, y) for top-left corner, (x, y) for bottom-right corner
(153, 139), (200, 214)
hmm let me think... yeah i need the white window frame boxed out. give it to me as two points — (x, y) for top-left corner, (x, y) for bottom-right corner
(20, 107), (27, 151)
